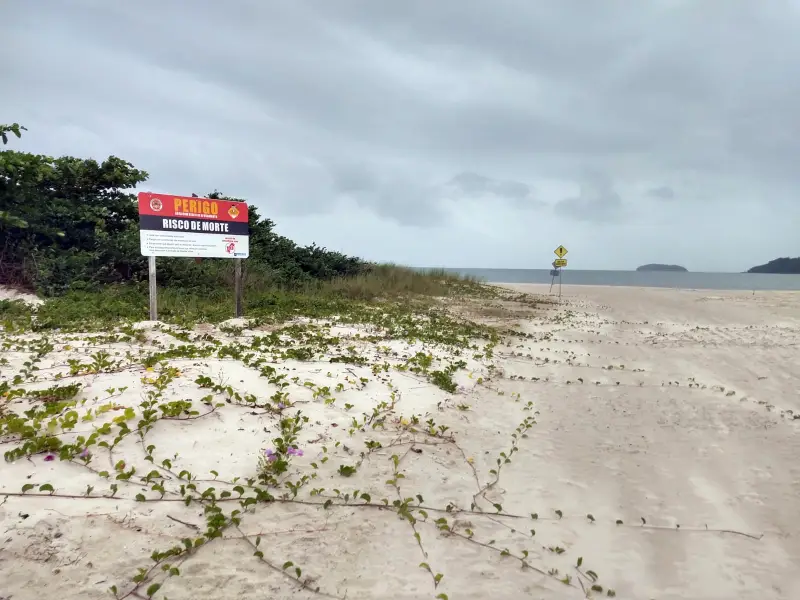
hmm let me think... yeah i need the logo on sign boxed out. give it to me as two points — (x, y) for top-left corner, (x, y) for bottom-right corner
(225, 242), (236, 254)
(150, 197), (163, 212)
(228, 206), (240, 219)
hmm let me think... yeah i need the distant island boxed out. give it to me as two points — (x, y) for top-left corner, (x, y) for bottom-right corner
(747, 257), (800, 274)
(636, 264), (688, 272)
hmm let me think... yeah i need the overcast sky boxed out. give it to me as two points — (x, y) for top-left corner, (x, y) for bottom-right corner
(3, 1), (800, 271)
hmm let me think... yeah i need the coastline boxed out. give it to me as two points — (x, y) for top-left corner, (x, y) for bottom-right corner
(1, 285), (798, 599)
(433, 267), (800, 291)
(492, 280), (800, 295)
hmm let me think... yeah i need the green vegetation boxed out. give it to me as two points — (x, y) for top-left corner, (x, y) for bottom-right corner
(0, 266), (491, 332)
(747, 257), (800, 274)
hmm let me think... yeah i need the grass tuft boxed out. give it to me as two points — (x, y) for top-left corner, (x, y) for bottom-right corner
(1, 264), (489, 332)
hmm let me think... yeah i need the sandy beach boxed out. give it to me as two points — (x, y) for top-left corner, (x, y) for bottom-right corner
(2, 284), (799, 600)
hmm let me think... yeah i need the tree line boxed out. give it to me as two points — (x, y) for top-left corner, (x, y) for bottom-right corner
(0, 123), (366, 296)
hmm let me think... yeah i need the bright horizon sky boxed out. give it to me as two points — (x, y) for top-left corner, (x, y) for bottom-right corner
(3, 1), (800, 272)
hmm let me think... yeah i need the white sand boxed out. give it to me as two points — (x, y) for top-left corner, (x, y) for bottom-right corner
(1, 285), (799, 599)
(0, 286), (42, 306)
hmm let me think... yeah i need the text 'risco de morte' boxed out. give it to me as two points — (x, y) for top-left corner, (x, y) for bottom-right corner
(161, 218), (230, 233)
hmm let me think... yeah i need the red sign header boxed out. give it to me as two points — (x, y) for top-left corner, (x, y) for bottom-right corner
(138, 192), (248, 223)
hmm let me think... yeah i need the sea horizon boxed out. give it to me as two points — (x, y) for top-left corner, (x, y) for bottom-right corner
(421, 268), (800, 291)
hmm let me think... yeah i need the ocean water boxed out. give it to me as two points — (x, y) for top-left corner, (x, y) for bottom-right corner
(434, 268), (800, 291)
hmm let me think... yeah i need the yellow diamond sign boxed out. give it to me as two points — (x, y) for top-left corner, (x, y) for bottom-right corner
(554, 245), (568, 258)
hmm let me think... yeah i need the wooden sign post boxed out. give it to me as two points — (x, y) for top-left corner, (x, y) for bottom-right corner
(234, 258), (243, 318)
(148, 256), (158, 321)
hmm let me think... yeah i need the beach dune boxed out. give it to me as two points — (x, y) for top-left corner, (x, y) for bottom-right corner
(1, 284), (798, 599)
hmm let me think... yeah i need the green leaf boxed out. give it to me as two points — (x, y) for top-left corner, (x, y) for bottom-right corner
(39, 483), (54, 493)
(21, 483), (35, 493)
(146, 583), (161, 597)
(282, 561), (294, 570)
(136, 494), (146, 502)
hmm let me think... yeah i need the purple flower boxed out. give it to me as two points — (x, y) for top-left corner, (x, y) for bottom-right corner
(44, 454), (55, 462)
(277, 403), (286, 410)
(287, 447), (303, 457)
(78, 448), (91, 459)
(264, 449), (277, 463)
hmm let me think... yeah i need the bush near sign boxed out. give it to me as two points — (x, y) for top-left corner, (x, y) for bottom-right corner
(138, 192), (249, 258)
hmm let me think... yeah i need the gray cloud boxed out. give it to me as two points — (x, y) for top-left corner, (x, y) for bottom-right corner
(330, 163), (377, 196)
(325, 168), (542, 227)
(326, 162), (447, 227)
(446, 172), (543, 209)
(2, 0), (800, 269)
(555, 172), (623, 222)
(647, 186), (675, 200)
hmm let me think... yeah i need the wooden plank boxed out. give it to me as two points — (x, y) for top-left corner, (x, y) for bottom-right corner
(148, 255), (158, 321)
(234, 258), (243, 318)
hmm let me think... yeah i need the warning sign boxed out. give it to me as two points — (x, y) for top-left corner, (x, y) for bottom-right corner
(138, 192), (249, 258)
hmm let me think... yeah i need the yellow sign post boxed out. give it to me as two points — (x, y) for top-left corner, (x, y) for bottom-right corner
(550, 245), (569, 300)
